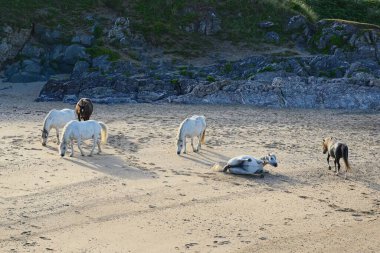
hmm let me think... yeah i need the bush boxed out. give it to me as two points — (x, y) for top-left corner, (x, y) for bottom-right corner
(206, 75), (216, 82)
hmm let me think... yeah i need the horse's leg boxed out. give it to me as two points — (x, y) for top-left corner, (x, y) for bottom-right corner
(191, 137), (196, 152)
(89, 137), (96, 156)
(77, 138), (85, 156)
(334, 159), (338, 175)
(56, 128), (60, 144)
(336, 158), (341, 176)
(197, 134), (202, 152)
(70, 140), (74, 157)
(327, 154), (331, 170)
(183, 138), (187, 154)
(97, 139), (102, 154)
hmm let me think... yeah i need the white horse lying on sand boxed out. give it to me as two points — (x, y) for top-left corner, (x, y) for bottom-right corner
(59, 120), (108, 157)
(176, 115), (206, 155)
(222, 154), (278, 176)
(42, 109), (76, 146)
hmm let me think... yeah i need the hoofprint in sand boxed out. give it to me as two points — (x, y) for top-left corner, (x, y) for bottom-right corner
(0, 81), (379, 252)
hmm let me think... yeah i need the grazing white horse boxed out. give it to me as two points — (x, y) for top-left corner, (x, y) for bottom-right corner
(176, 115), (207, 155)
(59, 120), (108, 157)
(223, 154), (278, 176)
(41, 109), (76, 146)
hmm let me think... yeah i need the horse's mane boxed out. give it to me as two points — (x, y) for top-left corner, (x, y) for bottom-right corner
(177, 118), (188, 140)
(42, 110), (54, 131)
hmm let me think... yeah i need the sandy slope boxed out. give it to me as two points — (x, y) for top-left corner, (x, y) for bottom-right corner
(0, 81), (379, 253)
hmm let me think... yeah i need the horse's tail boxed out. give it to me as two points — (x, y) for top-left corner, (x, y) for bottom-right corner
(342, 145), (351, 172)
(99, 122), (108, 144)
(201, 128), (206, 144)
(211, 162), (226, 172)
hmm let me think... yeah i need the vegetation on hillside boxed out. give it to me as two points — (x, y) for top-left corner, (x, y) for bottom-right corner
(0, 0), (379, 54)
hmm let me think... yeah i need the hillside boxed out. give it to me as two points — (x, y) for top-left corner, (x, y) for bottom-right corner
(1, 0), (380, 54)
(1, 0), (380, 110)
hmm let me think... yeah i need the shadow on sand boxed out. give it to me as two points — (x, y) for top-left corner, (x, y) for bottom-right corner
(64, 154), (155, 179)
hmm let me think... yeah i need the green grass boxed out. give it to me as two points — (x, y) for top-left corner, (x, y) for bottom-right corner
(304, 0), (380, 26)
(85, 46), (121, 61)
(1, 0), (380, 58)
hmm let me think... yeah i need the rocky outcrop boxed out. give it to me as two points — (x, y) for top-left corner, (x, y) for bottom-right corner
(0, 26), (32, 69)
(36, 50), (380, 110)
(171, 77), (380, 110)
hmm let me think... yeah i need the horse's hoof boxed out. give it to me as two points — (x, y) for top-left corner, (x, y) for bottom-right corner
(328, 166), (331, 170)
(42, 143), (46, 147)
(81, 154), (84, 156)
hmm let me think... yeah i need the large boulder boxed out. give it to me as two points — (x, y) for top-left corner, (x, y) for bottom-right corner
(63, 44), (87, 65)
(71, 34), (95, 47)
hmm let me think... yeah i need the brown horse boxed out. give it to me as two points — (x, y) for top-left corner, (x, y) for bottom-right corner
(75, 98), (93, 121)
(322, 137), (351, 179)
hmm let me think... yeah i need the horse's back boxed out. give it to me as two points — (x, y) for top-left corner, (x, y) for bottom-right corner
(191, 115), (206, 128)
(45, 109), (75, 128)
(65, 120), (101, 139)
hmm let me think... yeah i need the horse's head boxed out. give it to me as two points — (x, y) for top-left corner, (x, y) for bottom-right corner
(264, 153), (278, 167)
(322, 137), (333, 154)
(41, 129), (48, 146)
(79, 105), (85, 115)
(176, 138), (183, 155)
(59, 140), (67, 157)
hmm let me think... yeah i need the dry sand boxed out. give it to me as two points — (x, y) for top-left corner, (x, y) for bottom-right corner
(0, 81), (379, 252)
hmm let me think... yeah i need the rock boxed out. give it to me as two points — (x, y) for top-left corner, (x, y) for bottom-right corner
(21, 43), (44, 58)
(71, 34), (95, 47)
(63, 44), (87, 65)
(137, 91), (168, 102)
(258, 21), (274, 28)
(286, 15), (308, 31)
(63, 94), (78, 104)
(71, 61), (90, 79)
(50, 44), (66, 61)
(92, 55), (111, 72)
(265, 32), (280, 44)
(35, 25), (63, 44)
(108, 17), (130, 45)
(23, 60), (42, 74)
(4, 62), (21, 78)
(0, 26), (32, 69)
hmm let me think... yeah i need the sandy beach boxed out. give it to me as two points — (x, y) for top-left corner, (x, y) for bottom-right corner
(0, 81), (379, 252)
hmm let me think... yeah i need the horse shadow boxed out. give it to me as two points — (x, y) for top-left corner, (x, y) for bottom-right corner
(210, 170), (309, 190)
(64, 154), (155, 179)
(180, 148), (230, 166)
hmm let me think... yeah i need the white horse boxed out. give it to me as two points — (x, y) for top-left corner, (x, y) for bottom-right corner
(223, 154), (278, 176)
(176, 115), (207, 155)
(42, 109), (76, 146)
(59, 120), (108, 157)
